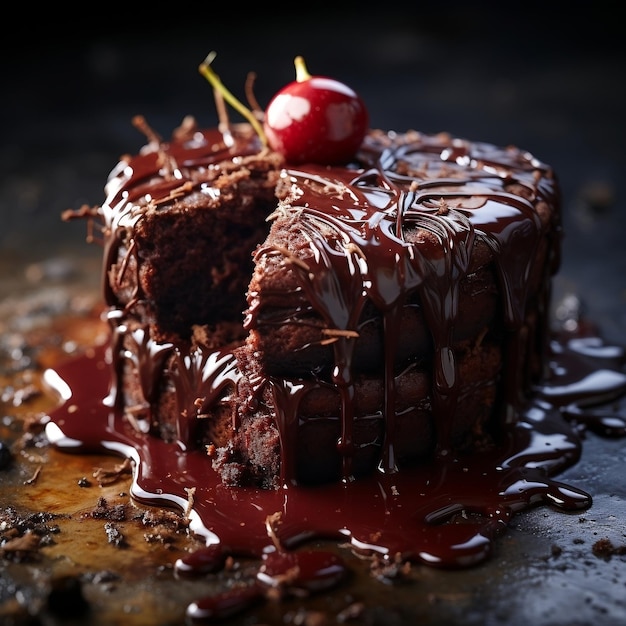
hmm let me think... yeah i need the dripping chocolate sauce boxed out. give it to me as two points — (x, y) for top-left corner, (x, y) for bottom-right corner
(49, 124), (626, 621)
(44, 328), (626, 621)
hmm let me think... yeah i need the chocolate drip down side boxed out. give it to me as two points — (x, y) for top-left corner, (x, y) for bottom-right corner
(82, 123), (561, 489)
(45, 119), (626, 621)
(245, 131), (560, 485)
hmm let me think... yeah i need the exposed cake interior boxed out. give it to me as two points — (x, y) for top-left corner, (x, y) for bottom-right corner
(71, 120), (561, 490)
(102, 121), (283, 345)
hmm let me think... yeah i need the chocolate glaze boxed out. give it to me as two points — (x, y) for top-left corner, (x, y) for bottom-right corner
(45, 329), (626, 565)
(86, 125), (565, 489)
(45, 123), (626, 620)
(238, 129), (560, 486)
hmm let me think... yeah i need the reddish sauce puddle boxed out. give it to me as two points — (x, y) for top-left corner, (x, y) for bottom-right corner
(44, 327), (626, 622)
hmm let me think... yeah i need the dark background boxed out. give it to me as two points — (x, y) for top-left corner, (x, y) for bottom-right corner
(2, 2), (625, 342)
(1, 4), (625, 624)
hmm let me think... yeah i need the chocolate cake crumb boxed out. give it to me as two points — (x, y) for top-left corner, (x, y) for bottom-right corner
(592, 538), (626, 559)
(90, 497), (128, 522)
(551, 543), (563, 557)
(141, 509), (190, 546)
(369, 552), (412, 583)
(103, 521), (127, 547)
(1, 507), (65, 563)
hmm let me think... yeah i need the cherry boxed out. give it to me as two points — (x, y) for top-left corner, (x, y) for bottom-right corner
(263, 56), (369, 165)
(199, 53), (369, 165)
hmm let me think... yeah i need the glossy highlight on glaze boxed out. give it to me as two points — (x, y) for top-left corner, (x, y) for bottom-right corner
(245, 130), (560, 485)
(45, 328), (626, 567)
(83, 124), (565, 489)
(47, 122), (626, 577)
(102, 125), (560, 484)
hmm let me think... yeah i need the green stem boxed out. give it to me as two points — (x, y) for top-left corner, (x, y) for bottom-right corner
(294, 56), (311, 82)
(199, 52), (267, 146)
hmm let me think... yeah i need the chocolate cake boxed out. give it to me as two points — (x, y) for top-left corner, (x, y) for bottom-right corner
(66, 116), (561, 491)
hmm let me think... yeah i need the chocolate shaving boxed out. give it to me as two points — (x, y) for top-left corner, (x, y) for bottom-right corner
(115, 238), (136, 288)
(245, 71), (264, 119)
(172, 115), (199, 142)
(152, 181), (195, 207)
(344, 242), (366, 260)
(132, 115), (162, 146)
(436, 197), (450, 215)
(184, 487), (196, 518)
(24, 464), (42, 485)
(92, 458), (133, 486)
(0, 531), (41, 556)
(61, 203), (99, 222)
(265, 511), (283, 552)
(320, 328), (360, 345)
(61, 204), (104, 244)
(270, 245), (311, 271)
(213, 88), (231, 136)
(122, 296), (140, 315)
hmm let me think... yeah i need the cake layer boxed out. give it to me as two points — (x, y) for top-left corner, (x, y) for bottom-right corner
(101, 122), (283, 343)
(92, 124), (560, 489)
(216, 337), (502, 488)
(246, 261), (499, 378)
(108, 312), (501, 488)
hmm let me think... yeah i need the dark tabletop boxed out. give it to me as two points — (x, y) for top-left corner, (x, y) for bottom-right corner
(1, 3), (625, 625)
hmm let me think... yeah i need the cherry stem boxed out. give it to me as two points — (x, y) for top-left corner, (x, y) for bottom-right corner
(294, 56), (311, 82)
(199, 52), (267, 146)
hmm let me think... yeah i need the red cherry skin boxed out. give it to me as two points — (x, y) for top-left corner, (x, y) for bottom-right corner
(264, 59), (368, 165)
